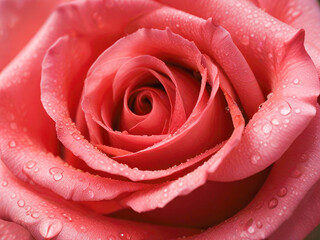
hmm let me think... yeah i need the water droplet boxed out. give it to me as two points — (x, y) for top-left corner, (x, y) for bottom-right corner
(1, 181), (8, 187)
(291, 168), (302, 178)
(266, 217), (273, 223)
(119, 231), (131, 240)
(243, 218), (254, 233)
(256, 220), (263, 228)
(251, 155), (261, 164)
(49, 167), (64, 181)
(262, 123), (272, 134)
(294, 108), (301, 114)
(268, 198), (278, 209)
(26, 161), (36, 169)
(62, 213), (73, 222)
(267, 92), (273, 99)
(79, 225), (88, 232)
(271, 119), (280, 126)
(277, 187), (287, 197)
(8, 140), (16, 148)
(264, 22), (271, 28)
(268, 53), (273, 59)
(92, 12), (104, 28)
(293, 78), (299, 84)
(175, 23), (180, 28)
(39, 219), (63, 239)
(248, 226), (255, 234)
(31, 212), (40, 218)
(279, 102), (291, 116)
(291, 10), (301, 18)
(241, 35), (250, 46)
(11, 193), (17, 199)
(17, 200), (25, 207)
(71, 132), (81, 140)
(300, 153), (308, 162)
(140, 174), (145, 180)
(10, 122), (18, 130)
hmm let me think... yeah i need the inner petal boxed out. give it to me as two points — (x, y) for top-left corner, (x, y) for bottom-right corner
(117, 86), (171, 135)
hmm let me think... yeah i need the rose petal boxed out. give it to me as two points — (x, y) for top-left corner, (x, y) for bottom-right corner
(252, 0), (320, 50)
(152, 0), (319, 181)
(270, 181), (320, 240)
(189, 107), (320, 239)
(252, 0), (320, 76)
(0, 0), (71, 71)
(128, 9), (265, 118)
(0, 162), (199, 239)
(0, 219), (33, 240)
(0, 0), (162, 178)
(122, 90), (245, 212)
(0, 132), (150, 202)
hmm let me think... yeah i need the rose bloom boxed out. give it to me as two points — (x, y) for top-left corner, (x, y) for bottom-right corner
(0, 0), (320, 239)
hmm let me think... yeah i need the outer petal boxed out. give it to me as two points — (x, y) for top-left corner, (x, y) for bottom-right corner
(0, 162), (198, 240)
(0, 0), (164, 196)
(251, 0), (320, 75)
(252, 0), (320, 50)
(270, 181), (320, 240)
(152, 0), (319, 181)
(0, 219), (33, 240)
(0, 0), (71, 72)
(187, 108), (320, 239)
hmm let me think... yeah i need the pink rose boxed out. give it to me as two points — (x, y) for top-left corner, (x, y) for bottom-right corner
(0, 0), (319, 239)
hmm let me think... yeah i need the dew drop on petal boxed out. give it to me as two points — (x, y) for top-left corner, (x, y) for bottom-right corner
(277, 187), (287, 197)
(293, 78), (300, 85)
(268, 198), (278, 209)
(31, 212), (40, 219)
(79, 225), (88, 232)
(251, 155), (261, 164)
(248, 226), (255, 234)
(8, 140), (16, 148)
(291, 168), (302, 178)
(271, 119), (280, 126)
(256, 220), (263, 228)
(71, 132), (81, 140)
(1, 181), (8, 187)
(241, 35), (250, 46)
(92, 12), (104, 28)
(243, 218), (254, 233)
(119, 231), (131, 240)
(279, 102), (291, 116)
(264, 22), (271, 28)
(39, 219), (63, 239)
(262, 123), (272, 134)
(267, 92), (273, 99)
(17, 200), (25, 207)
(9, 122), (18, 130)
(49, 167), (64, 181)
(26, 161), (36, 169)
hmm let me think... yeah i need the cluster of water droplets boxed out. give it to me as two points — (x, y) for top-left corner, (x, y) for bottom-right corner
(240, 148), (310, 236)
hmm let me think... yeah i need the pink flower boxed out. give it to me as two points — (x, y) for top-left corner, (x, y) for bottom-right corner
(0, 0), (319, 239)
